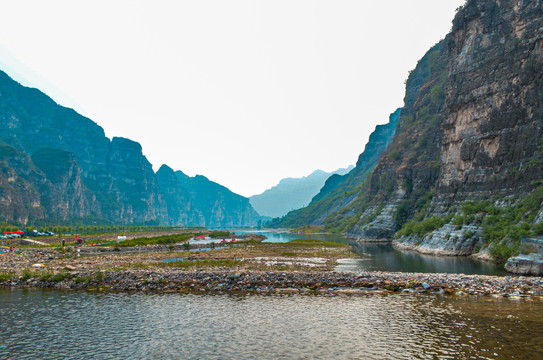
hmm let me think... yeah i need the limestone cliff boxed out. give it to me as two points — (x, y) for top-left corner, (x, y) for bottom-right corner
(175, 171), (261, 228)
(0, 142), (48, 223)
(31, 148), (98, 221)
(280, 0), (543, 267)
(438, 0), (543, 202)
(0, 70), (260, 227)
(156, 165), (193, 226)
(0, 69), (163, 224)
(271, 108), (401, 230)
(392, 0), (543, 264)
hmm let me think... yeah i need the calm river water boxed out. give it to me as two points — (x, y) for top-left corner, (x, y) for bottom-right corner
(1, 231), (535, 359)
(1, 289), (542, 359)
(242, 231), (506, 276)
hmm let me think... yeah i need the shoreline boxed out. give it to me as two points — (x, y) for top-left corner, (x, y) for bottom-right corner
(1, 233), (541, 298)
(2, 269), (542, 298)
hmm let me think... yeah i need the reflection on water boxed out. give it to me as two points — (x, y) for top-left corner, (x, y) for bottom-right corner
(241, 231), (506, 276)
(0, 289), (541, 360)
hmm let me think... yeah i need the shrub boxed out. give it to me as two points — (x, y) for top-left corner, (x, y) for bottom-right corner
(0, 272), (14, 282)
(396, 216), (445, 238)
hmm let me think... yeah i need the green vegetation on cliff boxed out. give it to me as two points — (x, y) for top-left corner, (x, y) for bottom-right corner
(249, 167), (353, 218)
(0, 70), (261, 228)
(269, 108), (401, 230)
(274, 0), (543, 271)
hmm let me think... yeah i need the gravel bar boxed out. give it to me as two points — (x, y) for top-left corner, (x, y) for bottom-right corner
(2, 269), (542, 298)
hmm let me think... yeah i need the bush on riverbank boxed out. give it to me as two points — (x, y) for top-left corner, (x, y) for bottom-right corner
(116, 233), (195, 247)
(395, 217), (445, 238)
(394, 187), (543, 263)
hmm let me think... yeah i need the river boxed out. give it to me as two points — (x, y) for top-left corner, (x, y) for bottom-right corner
(240, 230), (506, 276)
(1, 289), (541, 359)
(1, 231), (537, 359)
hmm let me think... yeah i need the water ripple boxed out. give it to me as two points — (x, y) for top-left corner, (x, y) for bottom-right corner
(0, 290), (541, 359)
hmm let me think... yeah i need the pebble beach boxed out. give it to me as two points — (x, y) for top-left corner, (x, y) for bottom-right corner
(1, 242), (542, 298)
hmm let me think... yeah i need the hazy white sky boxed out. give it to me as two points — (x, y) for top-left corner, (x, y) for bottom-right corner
(0, 0), (464, 197)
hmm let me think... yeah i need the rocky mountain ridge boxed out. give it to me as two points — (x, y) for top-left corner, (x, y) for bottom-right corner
(249, 166), (354, 218)
(271, 108), (401, 230)
(274, 0), (543, 270)
(0, 70), (260, 227)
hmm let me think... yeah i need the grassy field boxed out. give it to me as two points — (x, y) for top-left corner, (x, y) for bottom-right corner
(0, 237), (356, 276)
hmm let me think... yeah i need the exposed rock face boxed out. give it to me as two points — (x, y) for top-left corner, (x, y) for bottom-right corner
(0, 70), (260, 227)
(271, 108), (400, 229)
(0, 142), (48, 223)
(505, 237), (543, 275)
(437, 0), (543, 203)
(394, 224), (484, 256)
(506, 254), (543, 275)
(0, 69), (163, 224)
(156, 165), (192, 226)
(31, 148), (97, 221)
(357, 0), (543, 246)
(175, 171), (261, 228)
(279, 0), (543, 268)
(106, 137), (166, 224)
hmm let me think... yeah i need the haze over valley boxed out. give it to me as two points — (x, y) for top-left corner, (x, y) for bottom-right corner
(1, 1), (543, 358)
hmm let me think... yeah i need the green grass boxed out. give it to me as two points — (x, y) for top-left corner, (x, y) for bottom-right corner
(74, 275), (92, 283)
(207, 231), (232, 238)
(20, 269), (73, 282)
(281, 251), (298, 257)
(115, 233), (194, 247)
(0, 272), (14, 282)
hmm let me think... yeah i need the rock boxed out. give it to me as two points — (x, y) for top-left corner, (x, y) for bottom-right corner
(505, 254), (543, 276)
(271, 0), (543, 260)
(422, 283), (430, 290)
(228, 273), (240, 280)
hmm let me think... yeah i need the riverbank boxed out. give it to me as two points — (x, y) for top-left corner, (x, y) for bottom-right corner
(1, 269), (542, 298)
(1, 235), (542, 297)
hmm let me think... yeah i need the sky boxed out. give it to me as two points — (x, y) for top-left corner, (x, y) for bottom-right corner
(0, 0), (464, 197)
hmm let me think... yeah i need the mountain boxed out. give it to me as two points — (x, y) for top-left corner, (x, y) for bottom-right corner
(274, 0), (543, 266)
(249, 166), (353, 218)
(175, 170), (261, 227)
(271, 108), (400, 228)
(0, 70), (260, 227)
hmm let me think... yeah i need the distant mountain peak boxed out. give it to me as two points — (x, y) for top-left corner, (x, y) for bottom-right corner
(249, 165), (354, 218)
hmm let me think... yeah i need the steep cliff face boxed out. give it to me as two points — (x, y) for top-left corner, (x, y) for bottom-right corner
(0, 70), (110, 176)
(0, 69), (164, 224)
(249, 166), (353, 218)
(0, 142), (48, 223)
(0, 70), (260, 227)
(156, 165), (192, 226)
(394, 0), (543, 262)
(176, 171), (261, 228)
(347, 43), (447, 239)
(282, 0), (543, 265)
(271, 108), (401, 230)
(106, 137), (166, 224)
(437, 0), (543, 203)
(31, 148), (98, 221)
(353, 0), (543, 245)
